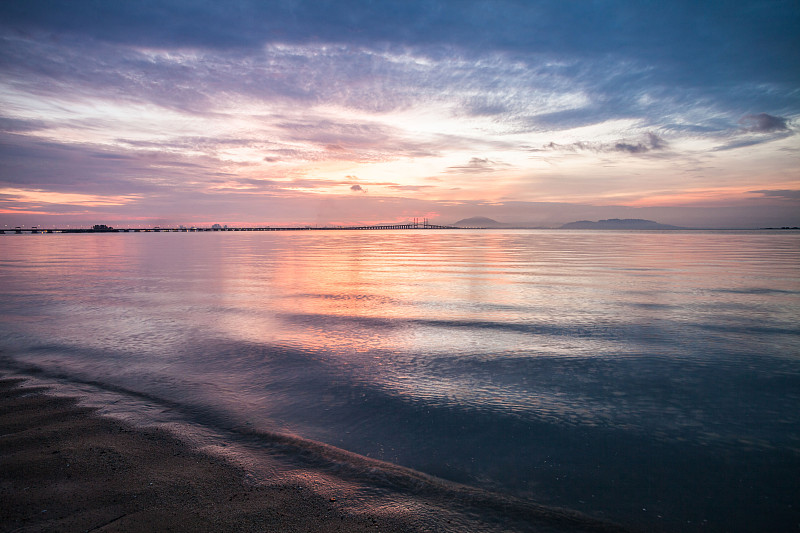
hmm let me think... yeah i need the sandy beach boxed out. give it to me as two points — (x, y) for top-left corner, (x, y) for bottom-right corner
(1, 376), (636, 533)
(0, 377), (419, 533)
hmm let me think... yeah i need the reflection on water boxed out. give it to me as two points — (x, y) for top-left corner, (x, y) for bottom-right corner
(1, 229), (799, 532)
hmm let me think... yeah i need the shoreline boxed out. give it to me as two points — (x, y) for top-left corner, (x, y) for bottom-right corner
(0, 375), (632, 533)
(0, 377), (420, 533)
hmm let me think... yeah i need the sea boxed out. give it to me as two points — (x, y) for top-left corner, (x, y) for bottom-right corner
(1, 229), (798, 532)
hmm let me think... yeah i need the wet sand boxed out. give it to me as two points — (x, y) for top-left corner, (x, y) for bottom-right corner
(1, 376), (631, 533)
(0, 377), (419, 533)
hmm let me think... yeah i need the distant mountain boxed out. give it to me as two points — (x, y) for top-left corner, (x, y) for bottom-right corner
(453, 216), (511, 227)
(559, 218), (684, 230)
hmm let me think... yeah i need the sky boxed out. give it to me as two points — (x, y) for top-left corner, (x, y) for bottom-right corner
(0, 0), (798, 229)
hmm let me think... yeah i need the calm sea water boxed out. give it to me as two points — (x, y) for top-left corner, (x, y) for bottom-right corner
(1, 230), (798, 531)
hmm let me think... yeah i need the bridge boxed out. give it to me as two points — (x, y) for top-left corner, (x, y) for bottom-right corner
(2, 221), (460, 234)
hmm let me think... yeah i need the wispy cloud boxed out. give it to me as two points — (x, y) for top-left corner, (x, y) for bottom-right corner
(0, 1), (798, 228)
(446, 157), (510, 174)
(750, 189), (800, 200)
(710, 113), (794, 152)
(0, 187), (142, 209)
(540, 132), (669, 155)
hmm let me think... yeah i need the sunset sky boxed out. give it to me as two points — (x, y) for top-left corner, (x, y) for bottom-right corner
(1, 1), (798, 228)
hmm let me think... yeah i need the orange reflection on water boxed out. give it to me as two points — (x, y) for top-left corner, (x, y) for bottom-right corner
(210, 230), (536, 356)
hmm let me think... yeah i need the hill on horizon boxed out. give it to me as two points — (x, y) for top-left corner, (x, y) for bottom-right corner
(559, 218), (684, 230)
(453, 216), (511, 227)
(451, 217), (686, 229)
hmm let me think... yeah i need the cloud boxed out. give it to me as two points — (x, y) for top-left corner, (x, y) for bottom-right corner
(0, 116), (48, 133)
(0, 187), (140, 208)
(750, 189), (800, 200)
(541, 132), (668, 155)
(0, 131), (231, 195)
(613, 142), (650, 154)
(710, 135), (791, 152)
(1, 18), (796, 150)
(387, 185), (434, 191)
(711, 114), (794, 152)
(447, 157), (507, 174)
(1, 1), (798, 230)
(739, 113), (789, 133)
(274, 118), (439, 161)
(223, 177), (352, 192)
(350, 184), (367, 193)
(2, 1), (797, 91)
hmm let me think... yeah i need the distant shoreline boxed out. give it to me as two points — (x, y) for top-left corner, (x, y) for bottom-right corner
(1, 223), (459, 234)
(2, 226), (798, 234)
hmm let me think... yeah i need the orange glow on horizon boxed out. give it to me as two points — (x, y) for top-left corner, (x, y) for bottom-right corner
(0, 188), (142, 207)
(587, 186), (798, 208)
